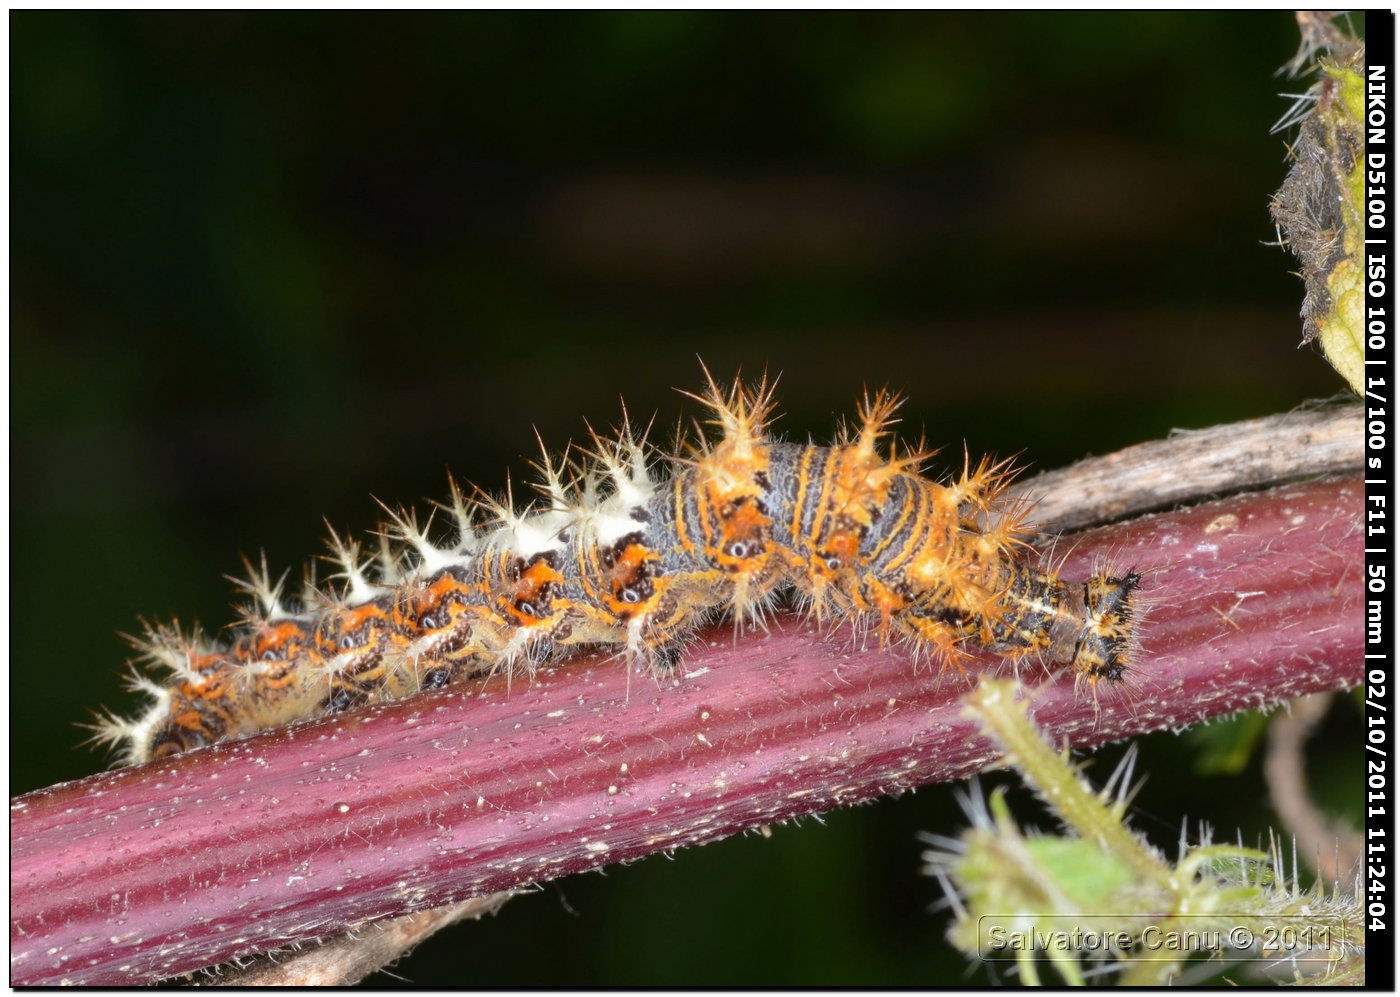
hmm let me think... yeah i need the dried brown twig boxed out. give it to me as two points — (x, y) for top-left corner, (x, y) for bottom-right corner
(10, 403), (1363, 986)
(203, 893), (514, 987)
(1264, 692), (1362, 886)
(1007, 396), (1360, 530)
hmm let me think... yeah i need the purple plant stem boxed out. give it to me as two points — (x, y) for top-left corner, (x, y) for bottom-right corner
(11, 475), (1363, 985)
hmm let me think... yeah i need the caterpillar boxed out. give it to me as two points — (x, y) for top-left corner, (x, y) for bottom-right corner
(91, 368), (1141, 766)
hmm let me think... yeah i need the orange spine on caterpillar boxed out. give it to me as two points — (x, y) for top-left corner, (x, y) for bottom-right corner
(89, 367), (1141, 765)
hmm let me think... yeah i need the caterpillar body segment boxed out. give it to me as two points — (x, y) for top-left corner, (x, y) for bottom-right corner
(93, 372), (1142, 766)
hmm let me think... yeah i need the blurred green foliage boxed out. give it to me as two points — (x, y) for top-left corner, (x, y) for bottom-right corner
(11, 11), (1359, 985)
(1186, 711), (1271, 777)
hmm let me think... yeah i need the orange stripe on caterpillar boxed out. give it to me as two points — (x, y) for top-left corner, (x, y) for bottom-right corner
(87, 367), (1141, 766)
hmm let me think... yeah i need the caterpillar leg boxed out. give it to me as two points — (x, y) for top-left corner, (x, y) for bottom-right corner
(900, 613), (978, 676)
(642, 635), (686, 674)
(138, 679), (238, 761)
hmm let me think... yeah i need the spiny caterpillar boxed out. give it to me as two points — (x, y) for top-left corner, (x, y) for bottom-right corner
(91, 369), (1141, 766)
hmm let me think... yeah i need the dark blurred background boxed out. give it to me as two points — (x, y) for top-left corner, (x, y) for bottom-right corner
(12, 11), (1361, 985)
